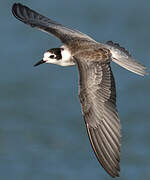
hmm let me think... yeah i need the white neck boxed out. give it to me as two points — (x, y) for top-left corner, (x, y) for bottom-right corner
(59, 46), (75, 66)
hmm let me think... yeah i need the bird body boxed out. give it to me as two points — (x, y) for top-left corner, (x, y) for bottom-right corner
(12, 3), (147, 178)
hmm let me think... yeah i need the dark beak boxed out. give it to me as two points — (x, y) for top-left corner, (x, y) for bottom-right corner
(34, 59), (46, 67)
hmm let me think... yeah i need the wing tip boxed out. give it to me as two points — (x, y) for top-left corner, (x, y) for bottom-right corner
(12, 3), (23, 20)
(105, 167), (120, 178)
(12, 3), (30, 22)
(12, 3), (17, 15)
(111, 172), (120, 178)
(86, 124), (121, 178)
(12, 2), (24, 8)
(12, 3), (22, 13)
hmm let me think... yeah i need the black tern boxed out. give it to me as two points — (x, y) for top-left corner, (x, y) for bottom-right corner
(12, 3), (147, 178)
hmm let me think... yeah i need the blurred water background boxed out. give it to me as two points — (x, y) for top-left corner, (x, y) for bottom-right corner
(0, 0), (150, 179)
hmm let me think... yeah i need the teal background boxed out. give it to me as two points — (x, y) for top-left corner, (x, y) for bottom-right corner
(0, 0), (150, 179)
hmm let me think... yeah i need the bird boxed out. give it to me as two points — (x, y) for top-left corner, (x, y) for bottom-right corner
(12, 3), (147, 178)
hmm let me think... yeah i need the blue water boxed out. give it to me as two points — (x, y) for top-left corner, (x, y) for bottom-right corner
(1, 0), (150, 179)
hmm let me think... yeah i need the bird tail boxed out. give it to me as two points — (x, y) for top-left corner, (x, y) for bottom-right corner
(104, 41), (148, 76)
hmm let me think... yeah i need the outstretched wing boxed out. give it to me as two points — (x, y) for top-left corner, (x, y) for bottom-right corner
(12, 3), (95, 44)
(75, 56), (121, 178)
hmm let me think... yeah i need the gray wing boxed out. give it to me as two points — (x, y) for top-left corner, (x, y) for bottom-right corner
(75, 57), (121, 178)
(12, 3), (95, 44)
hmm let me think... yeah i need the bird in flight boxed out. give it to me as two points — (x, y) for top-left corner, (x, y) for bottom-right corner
(12, 3), (147, 178)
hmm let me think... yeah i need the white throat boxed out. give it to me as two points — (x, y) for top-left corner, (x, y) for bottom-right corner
(61, 47), (71, 61)
(59, 46), (75, 66)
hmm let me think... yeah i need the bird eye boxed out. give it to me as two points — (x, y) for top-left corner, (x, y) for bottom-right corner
(50, 55), (55, 59)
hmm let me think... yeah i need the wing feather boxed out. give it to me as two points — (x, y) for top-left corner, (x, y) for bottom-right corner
(75, 56), (121, 178)
(12, 3), (94, 44)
